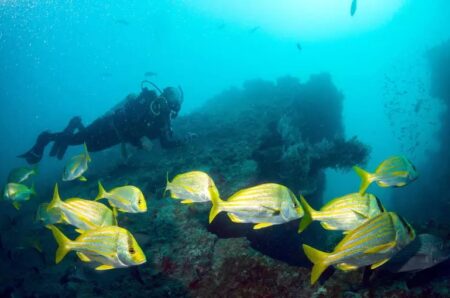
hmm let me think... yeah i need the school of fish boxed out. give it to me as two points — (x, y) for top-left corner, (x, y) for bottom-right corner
(2, 148), (423, 284)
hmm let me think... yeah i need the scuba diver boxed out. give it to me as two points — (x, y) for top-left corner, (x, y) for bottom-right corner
(19, 81), (187, 164)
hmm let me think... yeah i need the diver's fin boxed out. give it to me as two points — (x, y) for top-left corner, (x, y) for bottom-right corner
(78, 176), (87, 182)
(298, 195), (317, 233)
(253, 222), (274, 230)
(364, 241), (396, 254)
(181, 199), (194, 204)
(302, 244), (330, 285)
(46, 225), (72, 264)
(336, 263), (358, 271)
(353, 166), (373, 194)
(227, 213), (245, 223)
(77, 252), (91, 262)
(370, 258), (390, 269)
(95, 264), (115, 271)
(12, 202), (21, 210)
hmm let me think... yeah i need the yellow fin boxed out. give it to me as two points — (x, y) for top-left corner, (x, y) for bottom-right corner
(351, 209), (368, 219)
(75, 229), (85, 234)
(77, 252), (91, 262)
(253, 222), (274, 230)
(209, 187), (224, 223)
(228, 213), (245, 223)
(336, 263), (358, 271)
(320, 221), (338, 230)
(78, 176), (87, 182)
(48, 184), (62, 210)
(95, 264), (115, 271)
(370, 258), (390, 269)
(46, 225), (72, 264)
(353, 166), (373, 194)
(302, 244), (330, 285)
(364, 241), (396, 254)
(298, 195), (316, 233)
(181, 199), (194, 204)
(12, 201), (21, 210)
(95, 181), (108, 201)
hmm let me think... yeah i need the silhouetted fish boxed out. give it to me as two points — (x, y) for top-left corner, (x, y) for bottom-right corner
(144, 71), (157, 77)
(350, 0), (357, 16)
(296, 43), (302, 51)
(249, 26), (260, 34)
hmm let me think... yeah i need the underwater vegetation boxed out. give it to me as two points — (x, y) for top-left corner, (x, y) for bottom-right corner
(2, 72), (450, 298)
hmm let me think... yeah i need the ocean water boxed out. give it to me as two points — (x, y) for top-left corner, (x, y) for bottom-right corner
(1, 1), (450, 297)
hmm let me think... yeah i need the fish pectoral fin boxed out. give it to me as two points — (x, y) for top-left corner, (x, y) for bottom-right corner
(342, 230), (351, 235)
(181, 199), (194, 204)
(253, 222), (274, 230)
(12, 202), (21, 210)
(95, 264), (115, 271)
(75, 229), (85, 234)
(320, 222), (338, 231)
(336, 263), (358, 272)
(370, 258), (390, 270)
(364, 241), (396, 254)
(261, 205), (280, 216)
(77, 252), (91, 262)
(351, 209), (368, 219)
(78, 176), (87, 182)
(227, 213), (245, 223)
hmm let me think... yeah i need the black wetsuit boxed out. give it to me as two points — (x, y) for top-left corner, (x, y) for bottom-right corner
(20, 88), (182, 164)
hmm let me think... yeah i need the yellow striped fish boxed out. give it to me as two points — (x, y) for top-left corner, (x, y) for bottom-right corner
(298, 193), (385, 233)
(353, 156), (418, 194)
(303, 212), (415, 285)
(47, 184), (116, 232)
(209, 183), (304, 230)
(3, 182), (36, 210)
(47, 225), (146, 270)
(95, 181), (147, 213)
(165, 171), (220, 204)
(62, 143), (91, 182)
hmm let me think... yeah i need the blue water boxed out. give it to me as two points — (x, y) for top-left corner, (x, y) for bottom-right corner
(1, 1), (450, 296)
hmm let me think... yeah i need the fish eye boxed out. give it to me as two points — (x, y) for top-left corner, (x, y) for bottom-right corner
(128, 246), (136, 254)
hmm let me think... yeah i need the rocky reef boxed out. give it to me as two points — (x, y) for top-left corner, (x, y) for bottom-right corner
(3, 73), (449, 297)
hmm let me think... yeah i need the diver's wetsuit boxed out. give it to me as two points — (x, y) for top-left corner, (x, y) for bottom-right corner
(20, 88), (182, 164)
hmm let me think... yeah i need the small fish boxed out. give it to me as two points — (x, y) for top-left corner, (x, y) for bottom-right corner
(47, 184), (117, 232)
(298, 193), (385, 233)
(385, 234), (450, 273)
(249, 26), (260, 34)
(353, 156), (418, 194)
(350, 0), (357, 16)
(3, 183), (36, 210)
(62, 143), (91, 182)
(303, 212), (415, 284)
(7, 165), (38, 183)
(165, 171), (220, 204)
(144, 71), (157, 77)
(36, 203), (63, 225)
(209, 183), (304, 230)
(95, 181), (147, 213)
(115, 19), (130, 26)
(296, 42), (302, 51)
(47, 225), (146, 270)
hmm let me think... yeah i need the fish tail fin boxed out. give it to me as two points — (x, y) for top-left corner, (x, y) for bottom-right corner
(302, 244), (330, 285)
(163, 172), (170, 198)
(353, 166), (373, 194)
(46, 224), (72, 264)
(30, 183), (37, 196)
(298, 195), (317, 233)
(208, 188), (224, 224)
(83, 142), (91, 162)
(48, 184), (62, 210)
(95, 181), (108, 201)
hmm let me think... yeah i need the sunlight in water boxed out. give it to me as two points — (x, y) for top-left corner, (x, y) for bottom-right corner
(186, 0), (406, 40)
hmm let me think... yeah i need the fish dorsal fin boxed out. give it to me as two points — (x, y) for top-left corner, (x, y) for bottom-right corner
(336, 263), (358, 272)
(370, 258), (390, 269)
(77, 252), (91, 262)
(95, 264), (115, 271)
(227, 213), (245, 223)
(364, 241), (396, 254)
(253, 222), (274, 230)
(351, 209), (368, 219)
